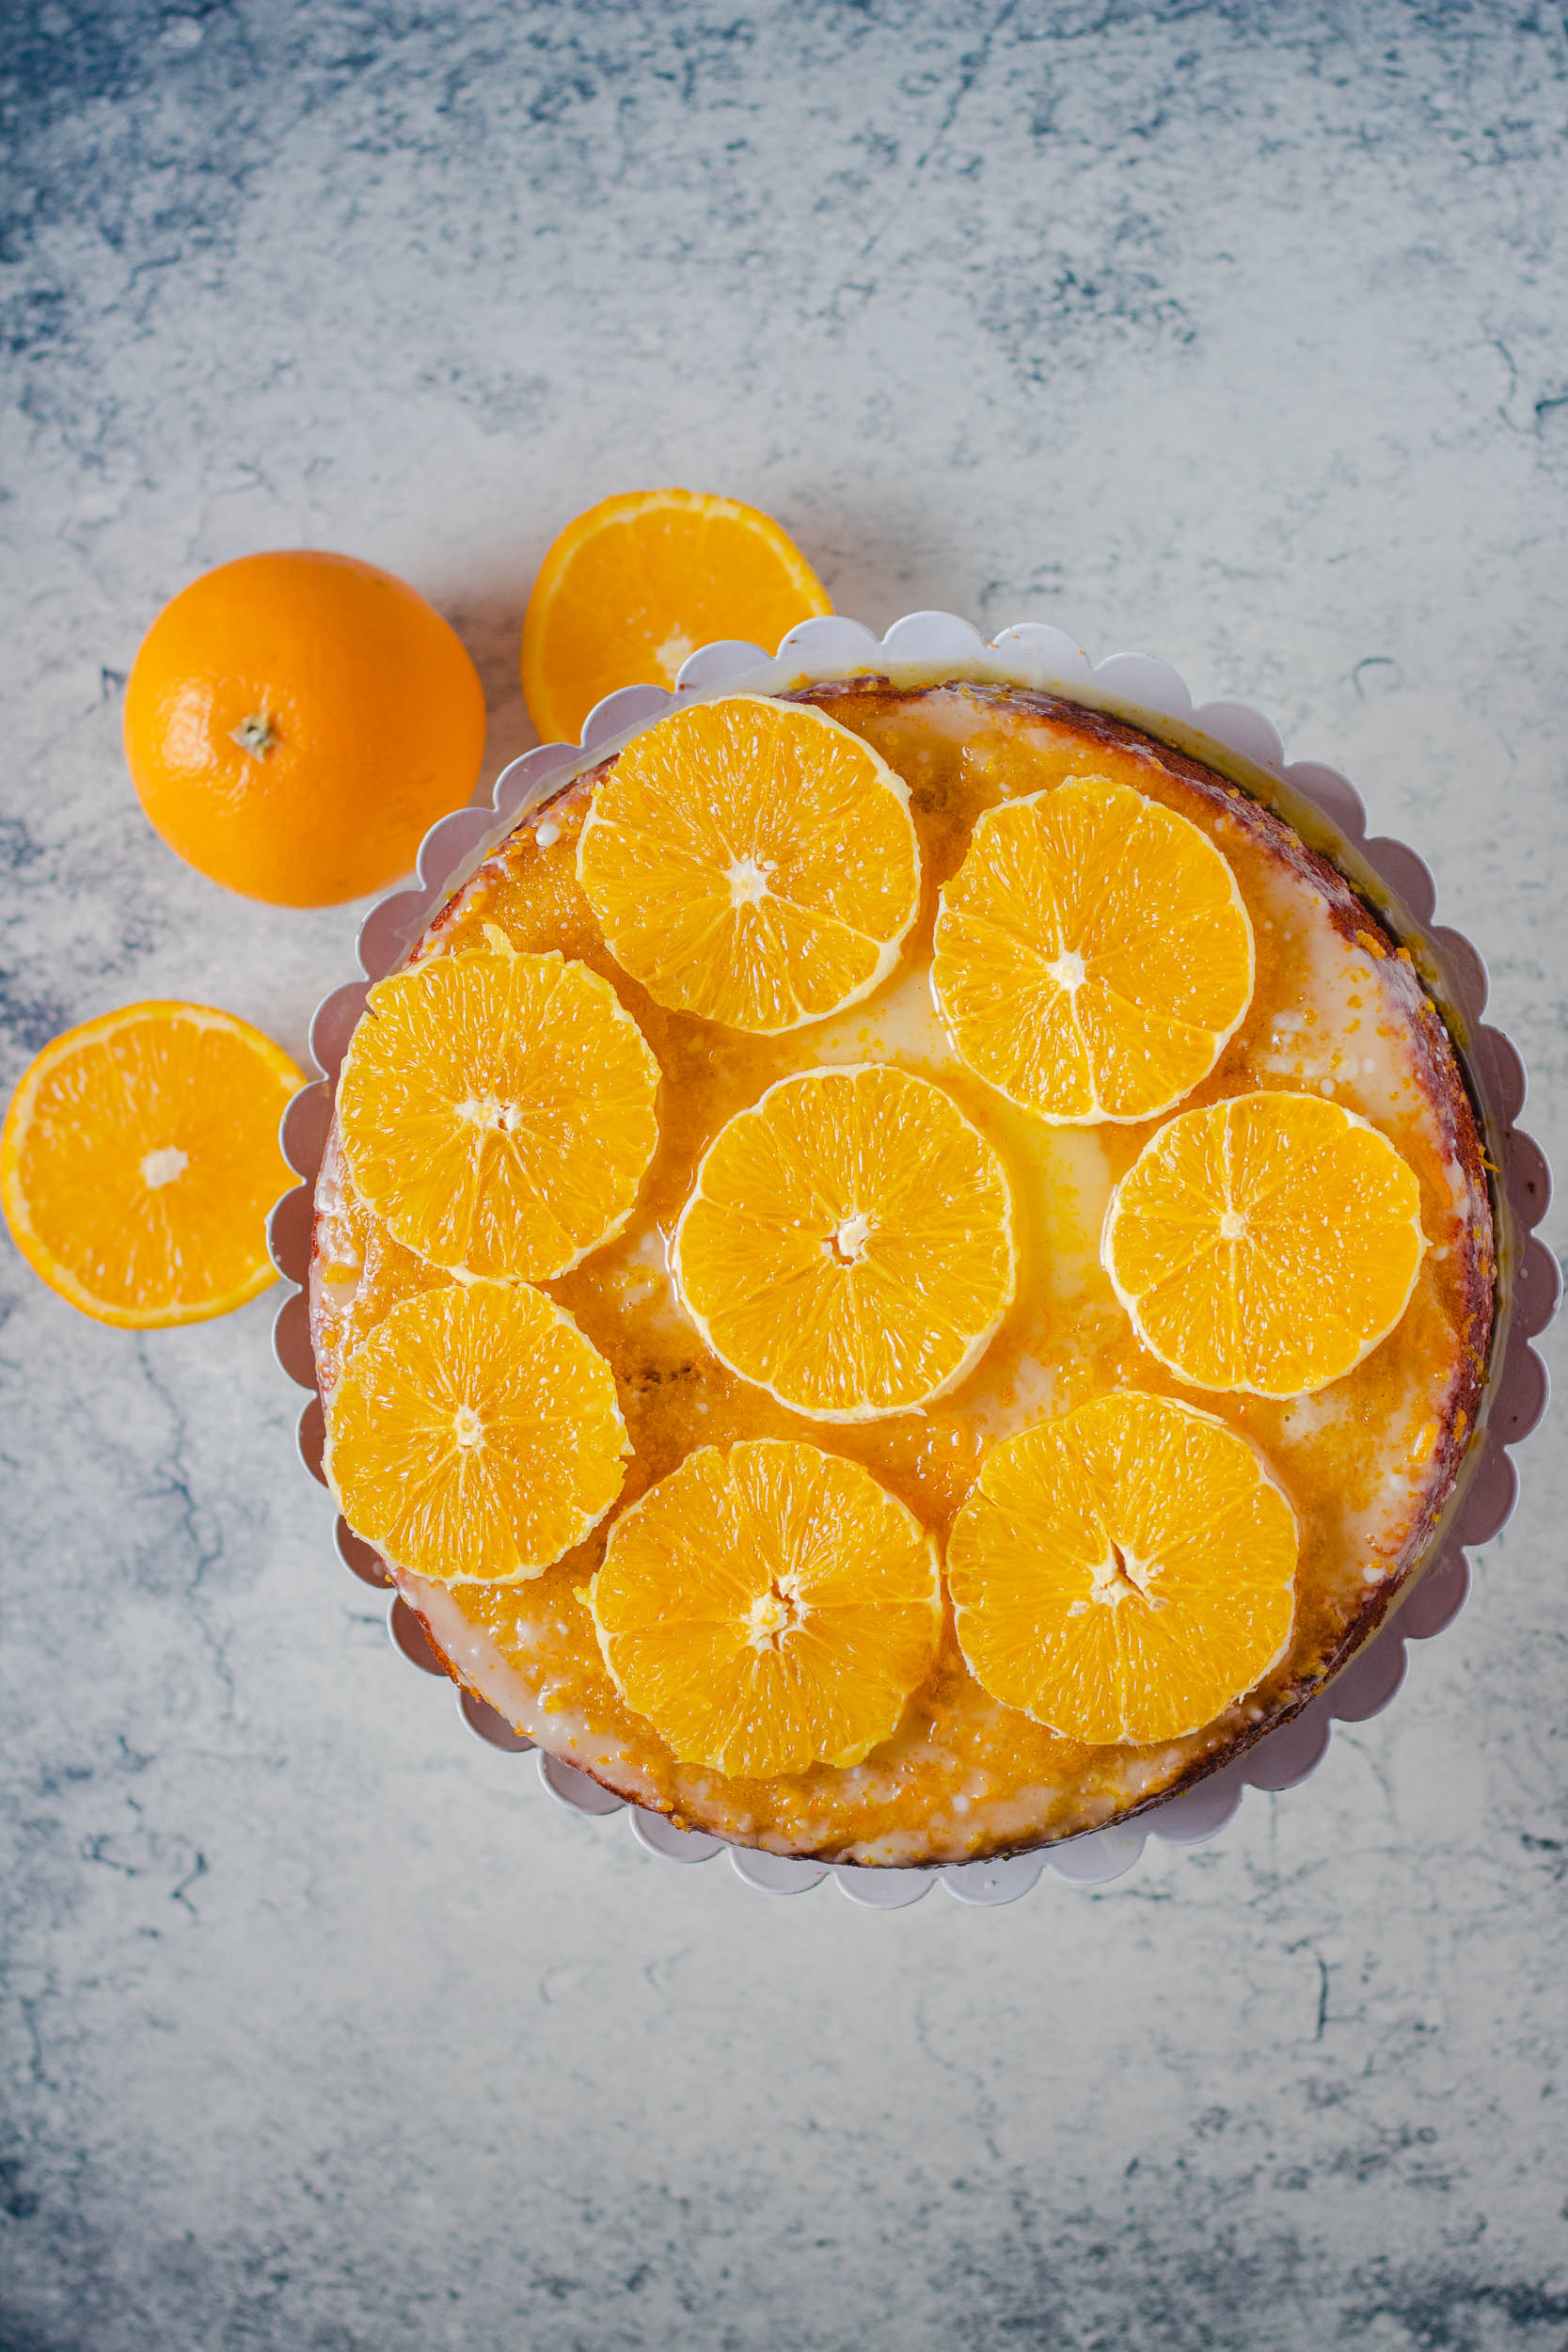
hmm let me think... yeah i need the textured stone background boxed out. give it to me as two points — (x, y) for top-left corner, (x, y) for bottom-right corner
(3, 4), (1565, 2346)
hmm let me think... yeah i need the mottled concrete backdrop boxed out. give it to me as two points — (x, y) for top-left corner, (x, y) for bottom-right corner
(3, 3), (1566, 2346)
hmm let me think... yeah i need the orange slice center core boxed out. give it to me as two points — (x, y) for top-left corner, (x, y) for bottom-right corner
(746, 1579), (805, 1652)
(725, 853), (774, 907)
(653, 627), (696, 682)
(455, 1093), (523, 1133)
(828, 1212), (873, 1265)
(1092, 1541), (1156, 1609)
(140, 1146), (188, 1189)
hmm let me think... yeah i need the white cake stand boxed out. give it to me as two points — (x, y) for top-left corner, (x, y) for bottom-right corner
(267, 612), (1557, 1909)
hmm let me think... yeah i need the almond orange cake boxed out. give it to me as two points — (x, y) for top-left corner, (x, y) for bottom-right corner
(309, 678), (1495, 1866)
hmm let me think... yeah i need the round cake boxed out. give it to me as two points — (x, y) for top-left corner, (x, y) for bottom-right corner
(310, 675), (1496, 1866)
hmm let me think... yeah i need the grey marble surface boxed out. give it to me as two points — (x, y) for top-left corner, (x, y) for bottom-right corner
(3, 4), (1566, 2345)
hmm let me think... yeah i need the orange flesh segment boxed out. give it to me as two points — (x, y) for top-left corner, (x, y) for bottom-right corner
(336, 948), (660, 1281)
(932, 777), (1255, 1122)
(577, 695), (921, 1034)
(1103, 1090), (1427, 1395)
(520, 488), (832, 746)
(325, 1280), (628, 1582)
(948, 1390), (1298, 1745)
(674, 1065), (1015, 1420)
(591, 1438), (942, 1776)
(1, 1000), (301, 1327)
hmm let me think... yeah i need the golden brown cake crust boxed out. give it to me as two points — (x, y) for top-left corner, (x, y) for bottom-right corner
(310, 677), (1497, 1863)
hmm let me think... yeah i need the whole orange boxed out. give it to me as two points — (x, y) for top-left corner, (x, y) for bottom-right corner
(124, 550), (487, 906)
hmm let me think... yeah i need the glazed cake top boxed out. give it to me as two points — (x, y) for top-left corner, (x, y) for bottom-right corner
(311, 680), (1494, 1865)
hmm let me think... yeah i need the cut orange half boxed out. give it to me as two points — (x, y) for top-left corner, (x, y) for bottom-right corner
(336, 947), (660, 1281)
(1, 1000), (301, 1327)
(948, 1390), (1298, 1746)
(325, 1280), (628, 1582)
(674, 1064), (1015, 1421)
(520, 488), (832, 747)
(577, 694), (921, 1034)
(1102, 1089), (1427, 1396)
(591, 1438), (942, 1777)
(932, 778), (1255, 1123)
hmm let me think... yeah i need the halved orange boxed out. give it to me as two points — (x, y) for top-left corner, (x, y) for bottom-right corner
(674, 1065), (1015, 1421)
(1, 1001), (301, 1327)
(1102, 1089), (1426, 1396)
(932, 778), (1255, 1123)
(590, 1438), (941, 1776)
(325, 1280), (628, 1582)
(948, 1390), (1298, 1745)
(336, 947), (660, 1280)
(577, 695), (921, 1034)
(521, 488), (832, 746)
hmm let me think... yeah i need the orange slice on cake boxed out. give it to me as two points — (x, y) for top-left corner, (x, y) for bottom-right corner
(1, 1000), (301, 1327)
(1102, 1089), (1426, 1396)
(674, 1065), (1015, 1421)
(577, 695), (921, 1034)
(947, 1390), (1298, 1745)
(931, 778), (1255, 1122)
(336, 946), (660, 1281)
(591, 1438), (942, 1776)
(521, 488), (832, 745)
(325, 1280), (628, 1582)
